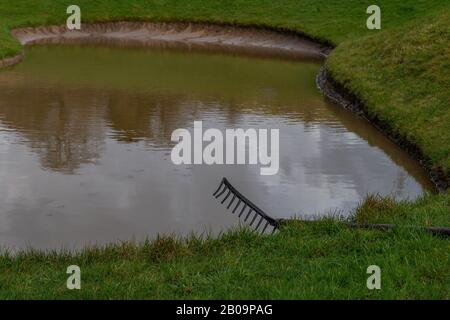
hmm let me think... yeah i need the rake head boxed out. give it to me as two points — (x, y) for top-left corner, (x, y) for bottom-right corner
(213, 177), (280, 234)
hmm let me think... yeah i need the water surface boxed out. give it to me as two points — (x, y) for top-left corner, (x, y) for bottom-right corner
(0, 44), (434, 250)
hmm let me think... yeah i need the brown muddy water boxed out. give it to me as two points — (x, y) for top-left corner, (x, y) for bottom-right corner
(0, 43), (435, 250)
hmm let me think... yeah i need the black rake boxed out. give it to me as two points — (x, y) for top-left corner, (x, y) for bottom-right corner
(212, 177), (450, 237)
(213, 177), (280, 234)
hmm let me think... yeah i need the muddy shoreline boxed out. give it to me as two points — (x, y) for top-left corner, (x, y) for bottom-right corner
(10, 22), (329, 58)
(1, 21), (447, 191)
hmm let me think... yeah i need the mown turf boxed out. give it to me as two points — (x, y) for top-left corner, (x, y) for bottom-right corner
(0, 0), (449, 58)
(0, 194), (448, 299)
(0, 1), (449, 299)
(327, 11), (450, 179)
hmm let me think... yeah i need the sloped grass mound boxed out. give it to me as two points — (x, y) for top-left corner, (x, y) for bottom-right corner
(327, 12), (450, 180)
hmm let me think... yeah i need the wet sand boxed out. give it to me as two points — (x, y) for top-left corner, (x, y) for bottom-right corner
(10, 22), (328, 60)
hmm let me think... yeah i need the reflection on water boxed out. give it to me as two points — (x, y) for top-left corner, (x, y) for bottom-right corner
(0, 44), (435, 250)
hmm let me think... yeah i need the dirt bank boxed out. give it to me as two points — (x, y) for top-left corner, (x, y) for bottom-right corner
(10, 22), (329, 59)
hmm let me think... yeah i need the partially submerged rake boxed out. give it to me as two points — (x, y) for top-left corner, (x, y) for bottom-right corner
(213, 177), (450, 237)
(213, 177), (281, 234)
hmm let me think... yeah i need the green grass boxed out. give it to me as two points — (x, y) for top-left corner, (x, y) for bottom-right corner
(0, 1), (449, 56)
(0, 193), (449, 299)
(327, 12), (450, 179)
(0, 1), (449, 299)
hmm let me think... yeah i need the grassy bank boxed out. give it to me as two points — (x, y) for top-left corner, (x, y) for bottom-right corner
(0, 1), (449, 299)
(327, 12), (450, 182)
(0, 194), (449, 299)
(1, 1), (449, 56)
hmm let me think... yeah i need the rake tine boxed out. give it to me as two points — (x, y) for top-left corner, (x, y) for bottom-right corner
(214, 183), (227, 199)
(255, 216), (264, 231)
(249, 213), (258, 227)
(244, 208), (253, 222)
(212, 180), (224, 197)
(271, 225), (277, 235)
(212, 178), (280, 234)
(261, 221), (270, 234)
(232, 199), (242, 214)
(221, 189), (232, 204)
(227, 195), (236, 209)
(238, 204), (247, 217)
